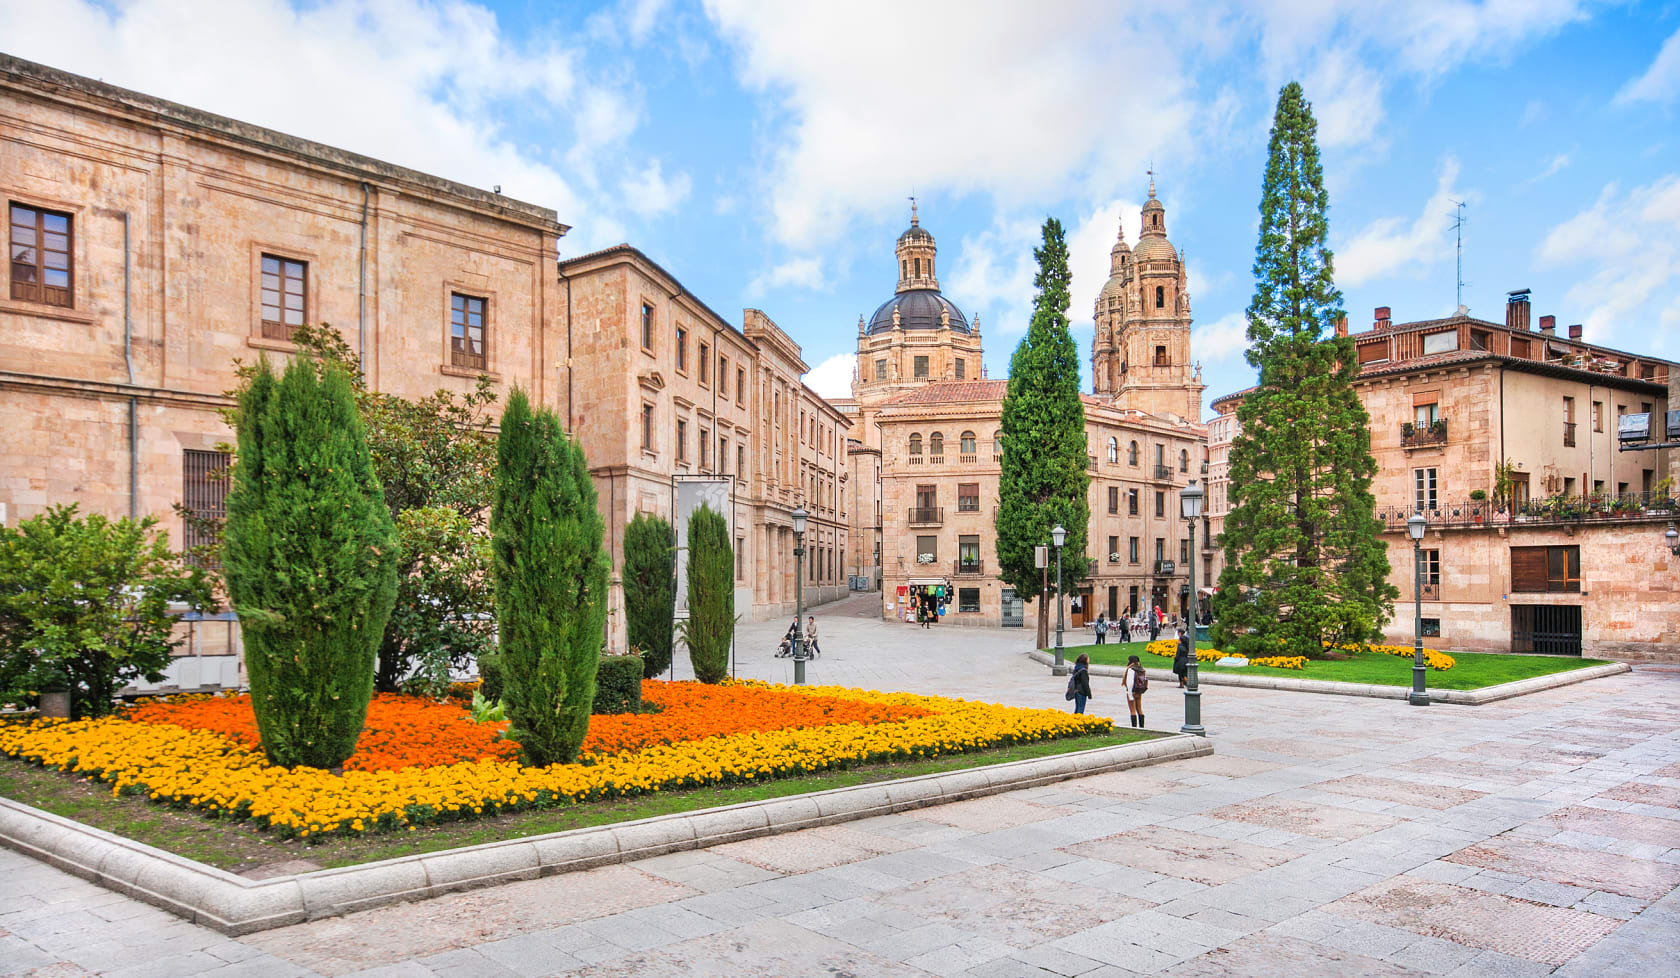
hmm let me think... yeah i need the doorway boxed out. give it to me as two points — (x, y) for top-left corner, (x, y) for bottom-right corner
(1512, 605), (1582, 656)
(1001, 588), (1024, 628)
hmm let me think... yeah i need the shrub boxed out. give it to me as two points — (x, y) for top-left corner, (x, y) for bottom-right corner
(222, 357), (399, 768)
(622, 513), (675, 678)
(475, 651), (504, 703)
(491, 389), (609, 767)
(593, 654), (644, 714)
(679, 505), (734, 684)
(0, 506), (210, 718)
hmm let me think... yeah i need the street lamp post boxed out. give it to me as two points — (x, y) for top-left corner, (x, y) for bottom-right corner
(792, 505), (808, 686)
(1180, 481), (1205, 736)
(1052, 524), (1067, 675)
(1408, 513), (1429, 706)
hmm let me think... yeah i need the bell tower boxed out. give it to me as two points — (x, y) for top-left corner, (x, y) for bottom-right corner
(895, 199), (939, 293)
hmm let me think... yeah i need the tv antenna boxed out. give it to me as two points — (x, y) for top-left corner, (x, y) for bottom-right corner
(1449, 200), (1467, 309)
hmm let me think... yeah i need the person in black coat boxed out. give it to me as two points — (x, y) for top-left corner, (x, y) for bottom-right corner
(1172, 626), (1191, 687)
(1070, 653), (1093, 715)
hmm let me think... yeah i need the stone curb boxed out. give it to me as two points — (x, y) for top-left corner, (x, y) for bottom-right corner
(1028, 649), (1631, 705)
(0, 732), (1210, 935)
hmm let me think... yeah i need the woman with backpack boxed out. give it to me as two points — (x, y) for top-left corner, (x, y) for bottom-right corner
(1067, 653), (1092, 715)
(1122, 654), (1148, 727)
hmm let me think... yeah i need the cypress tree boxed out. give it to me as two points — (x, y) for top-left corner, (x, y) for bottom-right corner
(994, 217), (1090, 648)
(680, 505), (733, 684)
(491, 389), (608, 766)
(1213, 82), (1397, 658)
(222, 358), (398, 768)
(622, 512), (675, 678)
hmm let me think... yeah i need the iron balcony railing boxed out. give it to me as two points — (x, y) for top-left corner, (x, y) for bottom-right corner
(953, 558), (984, 576)
(1400, 418), (1448, 448)
(1563, 421), (1577, 447)
(1153, 464), (1174, 482)
(907, 506), (944, 526)
(1376, 490), (1678, 531)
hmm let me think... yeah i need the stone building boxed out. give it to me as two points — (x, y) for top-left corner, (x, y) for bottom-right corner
(1207, 295), (1678, 656)
(0, 56), (848, 676)
(847, 196), (1208, 629)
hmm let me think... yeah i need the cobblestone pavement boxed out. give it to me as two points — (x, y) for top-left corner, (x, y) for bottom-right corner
(3, 594), (1676, 977)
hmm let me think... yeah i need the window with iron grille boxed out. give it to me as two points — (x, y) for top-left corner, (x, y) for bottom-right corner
(10, 203), (73, 307)
(260, 254), (307, 340)
(1107, 486), (1119, 514)
(450, 293), (487, 369)
(958, 483), (979, 511)
(182, 450), (231, 558)
(958, 588), (980, 613)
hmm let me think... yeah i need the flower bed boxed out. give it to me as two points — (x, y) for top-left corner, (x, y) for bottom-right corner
(1142, 638), (1454, 672)
(0, 680), (1108, 841)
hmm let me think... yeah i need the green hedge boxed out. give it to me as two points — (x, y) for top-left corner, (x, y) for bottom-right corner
(593, 654), (644, 714)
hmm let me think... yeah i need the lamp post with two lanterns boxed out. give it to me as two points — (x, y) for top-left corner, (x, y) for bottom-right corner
(792, 504), (809, 686)
(1180, 481), (1204, 737)
(1407, 512), (1429, 706)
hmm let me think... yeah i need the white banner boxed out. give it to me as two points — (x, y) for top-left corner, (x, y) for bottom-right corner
(672, 477), (734, 617)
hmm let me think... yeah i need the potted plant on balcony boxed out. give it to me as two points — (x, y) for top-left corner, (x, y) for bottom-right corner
(1651, 477), (1676, 516)
(1401, 421), (1416, 442)
(1468, 488), (1486, 523)
(1109, 551), (1122, 563)
(1430, 418), (1447, 440)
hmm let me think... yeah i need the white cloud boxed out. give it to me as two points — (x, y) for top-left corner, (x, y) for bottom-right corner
(803, 353), (855, 400)
(747, 256), (826, 297)
(1336, 157), (1470, 287)
(620, 160), (692, 216)
(946, 216), (1044, 339)
(1520, 99), (1549, 127)
(1615, 26), (1680, 106)
(0, 0), (661, 252)
(1536, 173), (1680, 356)
(1524, 153), (1571, 186)
(1193, 312), (1251, 363)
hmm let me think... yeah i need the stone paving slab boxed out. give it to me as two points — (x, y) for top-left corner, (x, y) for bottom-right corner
(1443, 836), (1680, 901)
(1539, 805), (1680, 847)
(1153, 933), (1431, 977)
(707, 823), (917, 875)
(1323, 877), (1622, 966)
(1205, 798), (1405, 841)
(879, 864), (1150, 950)
(1598, 781), (1680, 809)
(1315, 775), (1488, 811)
(903, 795), (1074, 833)
(1061, 825), (1295, 886)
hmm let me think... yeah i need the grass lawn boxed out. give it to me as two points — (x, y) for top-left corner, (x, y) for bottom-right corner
(1051, 639), (1612, 691)
(0, 728), (1153, 875)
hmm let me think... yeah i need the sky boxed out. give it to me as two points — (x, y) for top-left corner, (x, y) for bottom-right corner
(4, 0), (1678, 416)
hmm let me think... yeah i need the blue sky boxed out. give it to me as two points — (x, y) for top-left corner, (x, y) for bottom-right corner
(5, 1), (1677, 415)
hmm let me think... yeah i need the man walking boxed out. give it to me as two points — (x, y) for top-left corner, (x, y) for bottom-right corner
(1094, 614), (1109, 645)
(806, 615), (821, 657)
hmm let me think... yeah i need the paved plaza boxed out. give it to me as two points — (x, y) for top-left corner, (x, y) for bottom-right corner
(2, 594), (1677, 977)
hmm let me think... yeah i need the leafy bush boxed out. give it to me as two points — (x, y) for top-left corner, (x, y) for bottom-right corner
(491, 389), (608, 767)
(475, 651), (504, 703)
(0, 506), (210, 718)
(622, 513), (675, 677)
(222, 357), (399, 768)
(468, 688), (506, 724)
(680, 505), (734, 684)
(389, 507), (493, 699)
(593, 654), (644, 714)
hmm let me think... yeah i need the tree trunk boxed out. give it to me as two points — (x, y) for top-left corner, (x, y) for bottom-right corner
(1036, 588), (1050, 651)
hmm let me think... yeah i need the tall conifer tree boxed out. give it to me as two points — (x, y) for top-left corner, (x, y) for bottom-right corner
(491, 389), (608, 766)
(680, 505), (733, 684)
(1213, 82), (1396, 657)
(622, 512), (675, 677)
(995, 217), (1090, 648)
(223, 358), (398, 768)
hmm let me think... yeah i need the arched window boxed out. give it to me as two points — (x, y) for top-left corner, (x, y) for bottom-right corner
(960, 431), (976, 455)
(1153, 214), (1160, 227)
(929, 432), (944, 456)
(1155, 285), (1165, 308)
(1180, 448), (1189, 472)
(909, 433), (922, 455)
(1128, 440), (1139, 465)
(993, 431), (1003, 456)
(1106, 437), (1119, 464)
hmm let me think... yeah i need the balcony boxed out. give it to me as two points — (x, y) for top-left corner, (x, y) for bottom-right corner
(1400, 418), (1448, 449)
(1088, 455), (1099, 471)
(1563, 421), (1577, 447)
(1153, 464), (1174, 482)
(1419, 582), (1440, 601)
(907, 506), (944, 526)
(1153, 559), (1177, 576)
(952, 558), (985, 577)
(1375, 489), (1679, 532)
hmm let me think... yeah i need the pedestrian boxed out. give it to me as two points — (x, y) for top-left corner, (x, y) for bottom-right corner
(1094, 614), (1109, 645)
(1148, 610), (1160, 644)
(806, 616), (821, 657)
(1068, 653), (1093, 715)
(1118, 615), (1131, 643)
(1122, 654), (1147, 727)
(1173, 625), (1191, 688)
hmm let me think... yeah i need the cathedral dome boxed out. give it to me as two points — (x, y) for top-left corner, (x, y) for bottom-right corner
(867, 289), (971, 335)
(1132, 235), (1177, 263)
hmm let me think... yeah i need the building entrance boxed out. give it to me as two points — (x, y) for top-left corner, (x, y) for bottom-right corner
(1512, 605), (1582, 656)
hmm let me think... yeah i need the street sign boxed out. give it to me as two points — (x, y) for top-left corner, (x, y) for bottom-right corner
(1034, 545), (1048, 569)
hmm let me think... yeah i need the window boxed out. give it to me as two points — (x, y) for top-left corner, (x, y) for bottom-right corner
(449, 293), (487, 369)
(10, 204), (73, 307)
(700, 427), (710, 468)
(1421, 618), (1440, 638)
(954, 358), (965, 380)
(916, 535), (938, 562)
(1155, 491), (1165, 517)
(699, 342), (710, 384)
(736, 367), (746, 404)
(1592, 401), (1603, 432)
(260, 254), (306, 340)
(958, 483), (979, 512)
(949, 587), (976, 613)
(1511, 337), (1531, 358)
(719, 356), (729, 396)
(1128, 441), (1139, 465)
(1107, 437), (1119, 464)
(1414, 467), (1438, 511)
(1180, 539), (1189, 564)
(914, 258), (922, 277)
(1154, 538), (1165, 562)
(1421, 549), (1440, 586)
(1154, 345), (1168, 366)
(1422, 330), (1459, 355)
(909, 433), (922, 455)
(1107, 486), (1119, 514)
(675, 327), (688, 372)
(993, 431), (1003, 457)
(676, 419), (687, 461)
(1129, 537), (1140, 562)
(1512, 545), (1580, 593)
(182, 449), (230, 557)
(1128, 489), (1139, 515)
(1155, 443), (1165, 468)
(641, 302), (654, 350)
(914, 356), (929, 379)
(1415, 402), (1439, 427)
(1155, 286), (1165, 308)
(737, 445), (746, 478)
(875, 358), (887, 381)
(737, 538), (745, 580)
(641, 403), (655, 451)
(929, 432), (944, 457)
(1108, 535), (1119, 558)
(960, 431), (976, 455)
(720, 437), (730, 473)
(958, 536), (980, 572)
(1179, 448), (1189, 472)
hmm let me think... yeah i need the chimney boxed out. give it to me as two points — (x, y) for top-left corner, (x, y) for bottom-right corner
(1539, 315), (1556, 335)
(1374, 306), (1392, 331)
(1506, 290), (1531, 332)
(1335, 315), (1348, 338)
(1568, 323), (1583, 340)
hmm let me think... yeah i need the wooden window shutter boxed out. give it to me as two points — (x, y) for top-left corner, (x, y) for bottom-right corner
(1511, 547), (1548, 592)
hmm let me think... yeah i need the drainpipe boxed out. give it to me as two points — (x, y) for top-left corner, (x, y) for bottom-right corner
(358, 182), (371, 382)
(123, 212), (137, 519)
(558, 263), (574, 431)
